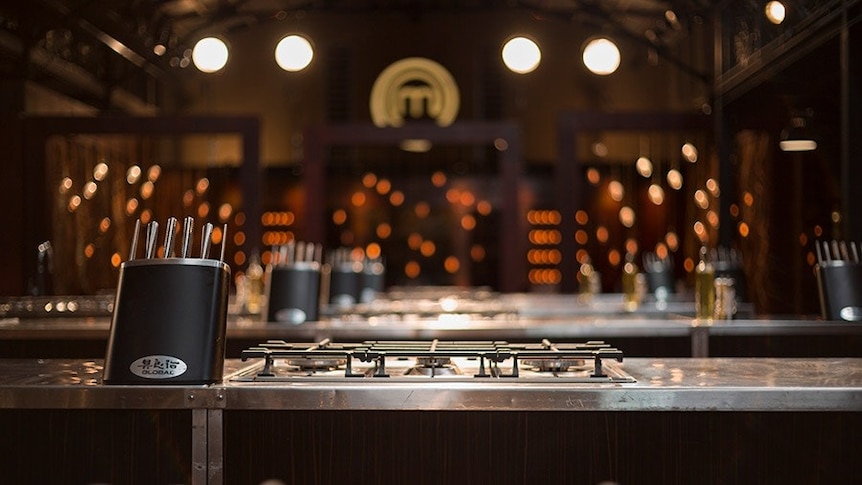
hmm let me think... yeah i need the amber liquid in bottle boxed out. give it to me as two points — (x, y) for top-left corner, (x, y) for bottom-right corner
(694, 247), (715, 324)
(622, 256), (640, 312)
(578, 258), (600, 301)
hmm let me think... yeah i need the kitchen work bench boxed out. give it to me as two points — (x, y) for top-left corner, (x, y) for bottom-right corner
(1, 357), (860, 484)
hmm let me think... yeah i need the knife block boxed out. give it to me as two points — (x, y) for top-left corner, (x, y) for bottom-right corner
(265, 262), (321, 323)
(360, 261), (385, 303)
(329, 262), (362, 306)
(103, 258), (231, 385)
(815, 261), (862, 321)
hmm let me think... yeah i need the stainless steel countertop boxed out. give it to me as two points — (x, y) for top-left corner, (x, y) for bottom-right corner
(1, 358), (860, 412)
(3, 314), (861, 340)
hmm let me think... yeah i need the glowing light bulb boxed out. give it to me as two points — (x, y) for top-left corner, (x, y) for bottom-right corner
(192, 37), (229, 73)
(502, 37), (541, 74)
(275, 35), (314, 72)
(583, 38), (620, 75)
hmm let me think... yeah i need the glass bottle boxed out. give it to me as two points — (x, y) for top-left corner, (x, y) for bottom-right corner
(577, 257), (600, 301)
(621, 251), (640, 311)
(245, 250), (265, 315)
(694, 246), (715, 323)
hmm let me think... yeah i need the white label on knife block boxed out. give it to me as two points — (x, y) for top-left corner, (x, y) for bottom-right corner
(840, 306), (862, 321)
(129, 355), (189, 379)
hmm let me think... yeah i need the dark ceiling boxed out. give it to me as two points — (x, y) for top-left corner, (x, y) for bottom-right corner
(0, 0), (843, 111)
(1, 1), (713, 82)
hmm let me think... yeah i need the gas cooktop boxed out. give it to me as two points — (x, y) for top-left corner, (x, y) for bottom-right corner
(233, 339), (636, 383)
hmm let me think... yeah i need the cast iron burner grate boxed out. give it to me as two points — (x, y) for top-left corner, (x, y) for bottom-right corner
(240, 338), (625, 379)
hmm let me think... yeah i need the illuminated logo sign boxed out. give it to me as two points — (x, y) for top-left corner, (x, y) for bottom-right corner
(370, 57), (460, 128)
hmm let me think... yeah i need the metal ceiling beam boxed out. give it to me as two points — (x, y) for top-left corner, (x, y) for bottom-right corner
(714, 0), (860, 103)
(40, 0), (166, 79)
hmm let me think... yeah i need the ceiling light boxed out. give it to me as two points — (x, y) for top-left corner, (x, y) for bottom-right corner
(399, 139), (432, 152)
(192, 37), (229, 73)
(681, 142), (698, 163)
(667, 169), (683, 190)
(275, 34), (314, 72)
(502, 36), (541, 74)
(665, 10), (681, 30)
(780, 115), (817, 152)
(636, 156), (653, 177)
(592, 141), (608, 157)
(765, 2), (786, 25)
(619, 206), (635, 227)
(648, 184), (664, 205)
(608, 180), (624, 201)
(582, 37), (620, 75)
(779, 139), (817, 152)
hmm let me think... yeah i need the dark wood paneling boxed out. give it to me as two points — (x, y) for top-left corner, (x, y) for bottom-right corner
(224, 410), (862, 485)
(0, 409), (192, 484)
(0, 115), (26, 295)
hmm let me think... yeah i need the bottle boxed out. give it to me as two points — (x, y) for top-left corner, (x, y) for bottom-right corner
(577, 257), (599, 302)
(694, 246), (716, 323)
(714, 276), (737, 320)
(621, 252), (640, 311)
(245, 250), (265, 315)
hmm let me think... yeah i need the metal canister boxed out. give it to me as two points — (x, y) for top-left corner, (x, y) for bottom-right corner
(713, 276), (737, 319)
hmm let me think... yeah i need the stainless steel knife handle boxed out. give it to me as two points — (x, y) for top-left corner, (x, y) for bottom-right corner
(145, 220), (159, 259)
(201, 222), (214, 259)
(163, 217), (178, 258)
(219, 224), (228, 263)
(129, 219), (141, 261)
(180, 216), (194, 258)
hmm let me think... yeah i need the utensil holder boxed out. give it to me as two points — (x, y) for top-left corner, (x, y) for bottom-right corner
(103, 258), (231, 384)
(329, 263), (362, 306)
(815, 261), (862, 321)
(645, 269), (675, 295)
(265, 262), (321, 323)
(359, 261), (385, 303)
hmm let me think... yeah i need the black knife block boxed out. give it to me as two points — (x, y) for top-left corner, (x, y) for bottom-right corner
(329, 262), (362, 306)
(265, 262), (321, 323)
(360, 261), (385, 303)
(645, 268), (675, 295)
(103, 258), (231, 385)
(815, 261), (862, 321)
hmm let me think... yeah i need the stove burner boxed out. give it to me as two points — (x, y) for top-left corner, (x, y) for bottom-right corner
(408, 357), (459, 376)
(522, 359), (587, 372)
(287, 357), (347, 370)
(239, 338), (627, 381)
(415, 356), (452, 367)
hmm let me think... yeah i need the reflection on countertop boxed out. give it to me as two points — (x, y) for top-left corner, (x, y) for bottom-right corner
(1, 357), (860, 412)
(0, 291), (857, 341)
(2, 291), (861, 361)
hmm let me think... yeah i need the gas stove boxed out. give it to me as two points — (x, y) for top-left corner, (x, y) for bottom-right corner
(233, 339), (636, 383)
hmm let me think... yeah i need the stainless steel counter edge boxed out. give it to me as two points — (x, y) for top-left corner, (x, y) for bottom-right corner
(216, 384), (862, 412)
(1, 358), (861, 412)
(0, 385), (225, 410)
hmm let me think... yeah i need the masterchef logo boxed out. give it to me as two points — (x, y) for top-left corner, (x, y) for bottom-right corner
(369, 57), (460, 128)
(130, 355), (188, 379)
